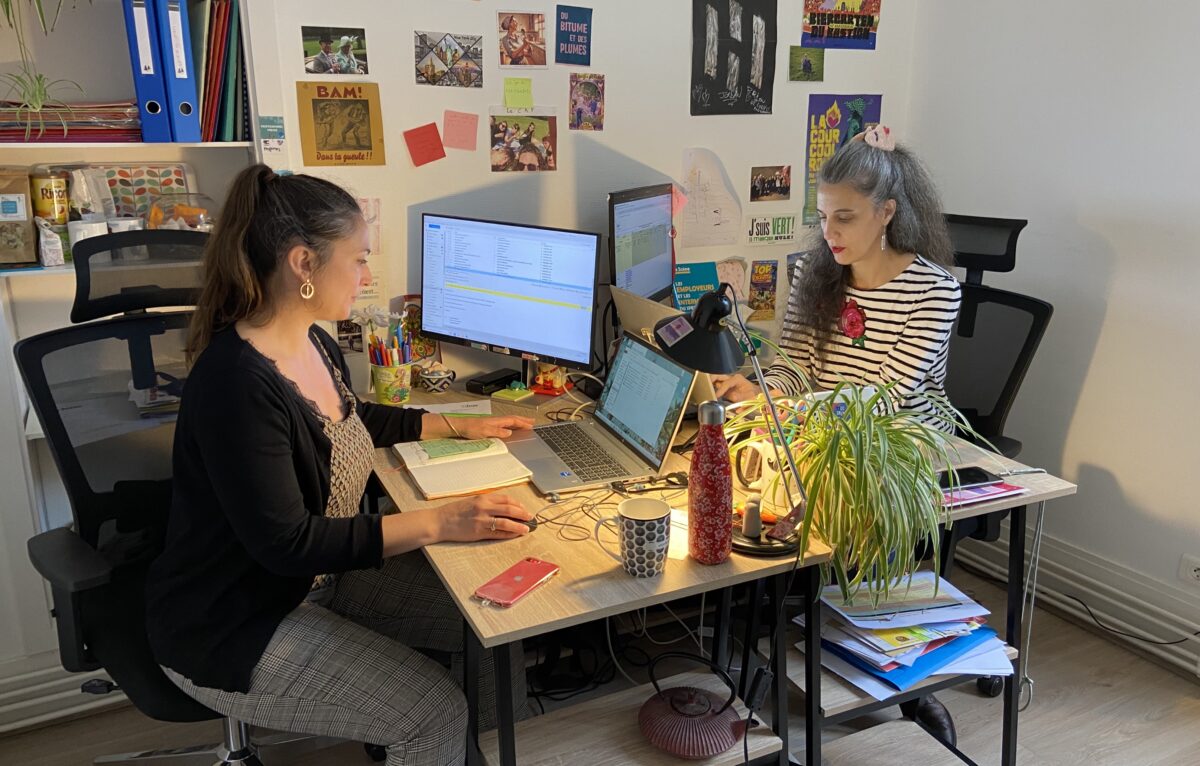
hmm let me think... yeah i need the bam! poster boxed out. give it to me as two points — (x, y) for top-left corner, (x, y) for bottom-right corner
(801, 0), (881, 50)
(748, 259), (778, 321)
(690, 0), (777, 115)
(804, 93), (881, 224)
(555, 5), (592, 65)
(746, 214), (797, 246)
(296, 82), (386, 166)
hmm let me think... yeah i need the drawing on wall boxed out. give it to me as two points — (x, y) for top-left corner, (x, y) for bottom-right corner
(801, 0), (882, 50)
(568, 73), (604, 130)
(489, 112), (558, 171)
(415, 31), (484, 87)
(750, 164), (791, 201)
(690, 0), (777, 115)
(680, 147), (741, 247)
(788, 46), (824, 81)
(302, 26), (368, 74)
(296, 82), (386, 166)
(804, 93), (881, 223)
(498, 12), (548, 67)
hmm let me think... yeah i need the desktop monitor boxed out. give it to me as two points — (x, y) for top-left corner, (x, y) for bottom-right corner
(420, 213), (601, 369)
(608, 183), (674, 302)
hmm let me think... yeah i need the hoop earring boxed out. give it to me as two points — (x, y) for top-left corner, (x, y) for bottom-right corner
(300, 279), (315, 300)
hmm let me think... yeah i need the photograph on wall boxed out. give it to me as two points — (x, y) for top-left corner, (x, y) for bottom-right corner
(301, 26), (368, 74)
(801, 0), (882, 50)
(746, 214), (797, 246)
(296, 82), (387, 166)
(788, 46), (825, 81)
(568, 73), (604, 130)
(498, 12), (548, 66)
(748, 259), (778, 320)
(750, 164), (791, 201)
(489, 110), (557, 171)
(804, 93), (881, 223)
(690, 0), (777, 116)
(415, 31), (484, 87)
(336, 319), (364, 353)
(555, 5), (593, 65)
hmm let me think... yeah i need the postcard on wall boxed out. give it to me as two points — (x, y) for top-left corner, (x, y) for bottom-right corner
(690, 0), (777, 116)
(357, 197), (382, 254)
(804, 93), (881, 223)
(555, 5), (593, 66)
(673, 261), (720, 313)
(415, 31), (484, 87)
(301, 26), (368, 74)
(748, 259), (778, 320)
(498, 12), (548, 67)
(681, 147), (741, 247)
(296, 82), (386, 166)
(717, 257), (749, 304)
(801, 0), (881, 50)
(746, 214), (797, 246)
(568, 73), (604, 130)
(788, 46), (824, 81)
(258, 115), (286, 156)
(750, 165), (791, 202)
(488, 109), (557, 171)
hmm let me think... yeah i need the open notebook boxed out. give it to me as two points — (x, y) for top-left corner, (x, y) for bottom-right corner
(392, 438), (531, 499)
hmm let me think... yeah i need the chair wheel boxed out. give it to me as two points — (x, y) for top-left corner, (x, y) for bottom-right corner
(976, 675), (1004, 697)
(364, 743), (387, 762)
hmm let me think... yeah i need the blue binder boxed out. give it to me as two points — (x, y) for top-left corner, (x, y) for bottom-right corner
(121, 0), (172, 142)
(151, 0), (202, 142)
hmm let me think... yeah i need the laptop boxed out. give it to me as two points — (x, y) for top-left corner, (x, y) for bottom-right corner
(506, 333), (697, 494)
(609, 286), (718, 403)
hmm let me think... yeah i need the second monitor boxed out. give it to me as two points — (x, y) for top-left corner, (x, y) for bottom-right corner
(608, 183), (674, 302)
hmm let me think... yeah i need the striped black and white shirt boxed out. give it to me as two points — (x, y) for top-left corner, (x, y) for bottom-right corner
(762, 255), (962, 431)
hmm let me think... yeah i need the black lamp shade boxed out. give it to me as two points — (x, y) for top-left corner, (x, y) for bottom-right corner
(652, 286), (746, 374)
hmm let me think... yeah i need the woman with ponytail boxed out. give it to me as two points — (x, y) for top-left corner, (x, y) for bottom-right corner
(146, 165), (534, 765)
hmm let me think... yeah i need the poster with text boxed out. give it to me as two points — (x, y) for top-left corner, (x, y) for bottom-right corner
(415, 31), (484, 87)
(297, 82), (386, 166)
(568, 73), (604, 130)
(555, 5), (593, 65)
(804, 93), (881, 223)
(748, 259), (778, 320)
(673, 261), (720, 313)
(498, 12), (548, 66)
(801, 0), (881, 50)
(746, 214), (797, 246)
(690, 0), (777, 115)
(489, 111), (558, 171)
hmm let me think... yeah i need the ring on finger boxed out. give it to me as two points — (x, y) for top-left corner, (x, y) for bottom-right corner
(489, 516), (497, 532)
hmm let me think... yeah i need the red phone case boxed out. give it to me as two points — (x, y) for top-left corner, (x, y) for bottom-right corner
(474, 557), (560, 607)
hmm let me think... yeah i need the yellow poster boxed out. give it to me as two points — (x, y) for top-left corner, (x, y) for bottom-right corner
(296, 81), (386, 166)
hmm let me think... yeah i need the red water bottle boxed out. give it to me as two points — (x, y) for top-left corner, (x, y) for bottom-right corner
(689, 401), (732, 564)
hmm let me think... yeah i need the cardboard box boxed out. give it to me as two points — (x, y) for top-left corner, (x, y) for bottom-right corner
(0, 167), (36, 266)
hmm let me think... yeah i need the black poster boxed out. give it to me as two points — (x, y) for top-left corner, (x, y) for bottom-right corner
(690, 0), (777, 115)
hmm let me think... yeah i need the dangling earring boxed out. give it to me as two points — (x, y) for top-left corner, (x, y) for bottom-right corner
(300, 278), (315, 300)
(880, 233), (887, 251)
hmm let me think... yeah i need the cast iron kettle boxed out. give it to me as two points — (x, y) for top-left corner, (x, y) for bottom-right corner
(638, 652), (753, 759)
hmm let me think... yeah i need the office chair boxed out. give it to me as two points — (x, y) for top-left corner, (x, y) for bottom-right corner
(15, 231), (330, 764)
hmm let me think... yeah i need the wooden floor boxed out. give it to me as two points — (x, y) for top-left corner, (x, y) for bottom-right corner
(2, 571), (1197, 765)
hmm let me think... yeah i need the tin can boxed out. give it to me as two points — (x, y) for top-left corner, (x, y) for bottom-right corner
(31, 171), (69, 225)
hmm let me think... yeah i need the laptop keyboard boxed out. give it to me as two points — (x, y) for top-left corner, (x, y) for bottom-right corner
(536, 423), (629, 483)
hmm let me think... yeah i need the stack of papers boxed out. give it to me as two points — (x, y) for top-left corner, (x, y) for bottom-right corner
(128, 380), (180, 418)
(794, 572), (1013, 701)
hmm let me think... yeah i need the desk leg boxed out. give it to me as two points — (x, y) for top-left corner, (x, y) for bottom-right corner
(768, 574), (792, 765)
(740, 579), (766, 698)
(494, 642), (518, 766)
(712, 587), (733, 670)
(1002, 504), (1027, 766)
(803, 566), (821, 766)
(464, 621), (481, 766)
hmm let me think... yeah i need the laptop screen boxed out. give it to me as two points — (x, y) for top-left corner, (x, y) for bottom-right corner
(594, 336), (696, 467)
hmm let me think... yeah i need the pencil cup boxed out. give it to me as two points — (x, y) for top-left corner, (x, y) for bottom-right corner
(370, 363), (413, 405)
(594, 498), (671, 578)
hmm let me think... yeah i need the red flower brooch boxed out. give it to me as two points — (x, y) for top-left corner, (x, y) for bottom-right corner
(840, 299), (867, 347)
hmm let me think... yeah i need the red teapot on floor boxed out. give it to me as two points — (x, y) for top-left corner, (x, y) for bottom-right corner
(638, 652), (755, 759)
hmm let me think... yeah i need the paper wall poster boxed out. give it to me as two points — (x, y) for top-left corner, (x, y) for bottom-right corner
(504, 77), (534, 108)
(443, 110), (479, 151)
(488, 110), (557, 171)
(568, 73), (604, 130)
(302, 26), (368, 74)
(786, 250), (806, 286)
(555, 5), (593, 66)
(402, 122), (447, 167)
(748, 259), (778, 320)
(801, 0), (881, 50)
(296, 82), (386, 166)
(415, 31), (484, 88)
(673, 261), (720, 313)
(804, 93), (881, 223)
(690, 0), (777, 115)
(258, 115), (286, 156)
(788, 46), (824, 81)
(356, 197), (381, 254)
(750, 164), (791, 201)
(717, 257), (749, 304)
(680, 147), (741, 247)
(498, 12), (548, 67)
(746, 214), (797, 246)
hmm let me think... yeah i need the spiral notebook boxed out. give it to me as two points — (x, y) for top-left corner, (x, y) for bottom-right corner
(392, 438), (531, 499)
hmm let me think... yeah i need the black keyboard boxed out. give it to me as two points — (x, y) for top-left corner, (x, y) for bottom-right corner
(536, 423), (629, 482)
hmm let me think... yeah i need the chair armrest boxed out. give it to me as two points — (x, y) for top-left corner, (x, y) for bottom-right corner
(27, 527), (112, 593)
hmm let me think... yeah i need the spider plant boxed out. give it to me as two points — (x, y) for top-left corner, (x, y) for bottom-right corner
(724, 333), (982, 607)
(1, 0), (86, 139)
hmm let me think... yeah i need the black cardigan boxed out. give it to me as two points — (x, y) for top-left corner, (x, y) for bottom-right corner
(145, 326), (426, 692)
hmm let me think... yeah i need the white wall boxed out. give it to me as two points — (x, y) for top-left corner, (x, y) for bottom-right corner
(908, 0), (1200, 637)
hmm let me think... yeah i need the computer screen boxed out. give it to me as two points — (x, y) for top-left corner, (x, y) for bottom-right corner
(608, 183), (674, 302)
(594, 335), (695, 466)
(420, 214), (600, 368)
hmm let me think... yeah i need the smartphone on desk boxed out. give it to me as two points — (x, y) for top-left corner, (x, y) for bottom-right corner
(938, 466), (1002, 491)
(474, 557), (559, 607)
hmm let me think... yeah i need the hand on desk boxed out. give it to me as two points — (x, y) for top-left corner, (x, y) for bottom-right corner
(712, 373), (760, 402)
(448, 415), (535, 440)
(437, 493), (534, 542)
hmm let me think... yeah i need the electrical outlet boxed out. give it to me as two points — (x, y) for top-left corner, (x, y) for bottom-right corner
(1178, 554), (1200, 586)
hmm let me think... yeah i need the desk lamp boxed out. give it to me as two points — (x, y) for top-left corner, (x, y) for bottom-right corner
(653, 284), (807, 556)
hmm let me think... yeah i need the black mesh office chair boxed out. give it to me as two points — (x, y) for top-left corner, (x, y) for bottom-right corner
(15, 231), (327, 764)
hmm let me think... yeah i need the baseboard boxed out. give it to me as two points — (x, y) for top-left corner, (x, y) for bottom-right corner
(958, 523), (1200, 681)
(0, 652), (124, 734)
